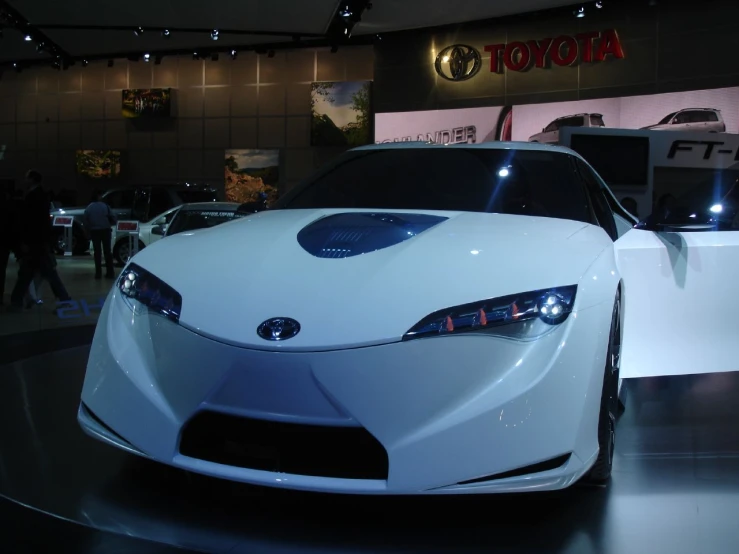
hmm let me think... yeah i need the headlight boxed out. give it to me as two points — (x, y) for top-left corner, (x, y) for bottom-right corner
(403, 285), (577, 342)
(117, 263), (182, 322)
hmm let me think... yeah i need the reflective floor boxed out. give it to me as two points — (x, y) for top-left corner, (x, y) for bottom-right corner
(2, 329), (739, 553)
(1, 256), (114, 337)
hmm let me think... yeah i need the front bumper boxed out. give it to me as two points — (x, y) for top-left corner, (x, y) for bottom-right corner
(80, 290), (611, 494)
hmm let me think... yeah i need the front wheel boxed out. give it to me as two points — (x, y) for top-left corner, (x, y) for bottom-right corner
(113, 238), (144, 266)
(584, 289), (621, 483)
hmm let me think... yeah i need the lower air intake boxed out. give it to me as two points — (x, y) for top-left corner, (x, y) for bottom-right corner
(179, 411), (389, 480)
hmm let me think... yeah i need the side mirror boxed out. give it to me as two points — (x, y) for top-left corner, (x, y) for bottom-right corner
(151, 225), (165, 236)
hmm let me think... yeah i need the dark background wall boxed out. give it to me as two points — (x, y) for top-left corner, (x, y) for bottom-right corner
(0, 46), (373, 201)
(374, 0), (739, 113)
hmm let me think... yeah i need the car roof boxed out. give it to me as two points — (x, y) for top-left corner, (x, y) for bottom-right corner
(178, 201), (240, 211)
(352, 140), (579, 156)
(676, 108), (720, 112)
(553, 113), (602, 120)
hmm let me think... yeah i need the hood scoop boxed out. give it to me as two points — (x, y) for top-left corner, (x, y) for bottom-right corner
(297, 212), (448, 259)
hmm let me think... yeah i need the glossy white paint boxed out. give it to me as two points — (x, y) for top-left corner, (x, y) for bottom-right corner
(615, 228), (739, 378)
(81, 281), (613, 494)
(131, 209), (612, 351)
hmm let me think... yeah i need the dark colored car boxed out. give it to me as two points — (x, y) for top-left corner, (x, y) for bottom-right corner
(49, 183), (220, 254)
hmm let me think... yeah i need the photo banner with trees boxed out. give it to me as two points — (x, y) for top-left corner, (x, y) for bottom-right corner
(311, 81), (372, 147)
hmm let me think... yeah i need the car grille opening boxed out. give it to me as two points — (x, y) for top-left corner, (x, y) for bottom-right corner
(179, 411), (389, 480)
(457, 453), (572, 485)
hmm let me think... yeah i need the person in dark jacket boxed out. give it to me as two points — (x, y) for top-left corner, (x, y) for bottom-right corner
(9, 170), (71, 309)
(83, 189), (116, 279)
(0, 186), (19, 305)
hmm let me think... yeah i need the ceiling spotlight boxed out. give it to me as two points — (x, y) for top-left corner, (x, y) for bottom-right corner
(595, 1), (603, 7)
(230, 49), (237, 60)
(162, 29), (171, 38)
(81, 59), (88, 67)
(210, 29), (219, 41)
(24, 34), (32, 41)
(143, 53), (151, 62)
(574, 6), (586, 17)
(134, 26), (144, 36)
(192, 51), (199, 59)
(338, 6), (352, 18)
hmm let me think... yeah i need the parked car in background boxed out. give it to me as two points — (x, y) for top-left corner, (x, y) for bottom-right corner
(529, 113), (605, 143)
(641, 108), (726, 133)
(163, 202), (246, 238)
(49, 183), (219, 254)
(111, 206), (179, 266)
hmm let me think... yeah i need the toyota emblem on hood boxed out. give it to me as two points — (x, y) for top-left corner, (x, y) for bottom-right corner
(257, 318), (301, 341)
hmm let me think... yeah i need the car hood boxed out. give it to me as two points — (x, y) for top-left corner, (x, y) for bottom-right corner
(50, 206), (85, 217)
(131, 209), (608, 351)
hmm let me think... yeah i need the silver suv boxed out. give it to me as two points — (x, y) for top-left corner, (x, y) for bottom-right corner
(529, 113), (605, 144)
(641, 108), (726, 133)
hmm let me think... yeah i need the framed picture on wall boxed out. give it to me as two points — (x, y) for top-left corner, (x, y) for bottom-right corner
(75, 150), (122, 178)
(311, 81), (372, 147)
(122, 88), (172, 118)
(225, 149), (280, 204)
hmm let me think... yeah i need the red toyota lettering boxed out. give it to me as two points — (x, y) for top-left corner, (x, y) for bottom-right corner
(550, 35), (578, 66)
(484, 43), (505, 73)
(596, 29), (625, 62)
(576, 31), (601, 62)
(504, 41), (530, 71)
(527, 38), (553, 68)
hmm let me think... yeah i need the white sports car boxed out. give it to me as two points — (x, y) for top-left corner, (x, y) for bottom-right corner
(79, 142), (739, 494)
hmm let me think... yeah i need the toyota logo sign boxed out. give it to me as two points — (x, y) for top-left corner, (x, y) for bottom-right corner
(257, 317), (301, 341)
(434, 45), (482, 82)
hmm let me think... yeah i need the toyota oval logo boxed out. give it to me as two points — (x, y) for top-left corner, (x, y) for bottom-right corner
(257, 318), (301, 341)
(434, 45), (482, 82)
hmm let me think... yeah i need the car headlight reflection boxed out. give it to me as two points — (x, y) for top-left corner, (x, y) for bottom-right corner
(117, 263), (182, 323)
(403, 285), (577, 342)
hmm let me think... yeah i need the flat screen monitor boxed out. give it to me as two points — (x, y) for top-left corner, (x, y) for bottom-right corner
(570, 134), (650, 187)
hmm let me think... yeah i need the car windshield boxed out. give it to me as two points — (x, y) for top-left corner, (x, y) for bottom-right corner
(590, 114), (605, 127)
(276, 148), (592, 224)
(178, 190), (219, 203)
(654, 165), (739, 229)
(659, 112), (677, 124)
(167, 209), (241, 236)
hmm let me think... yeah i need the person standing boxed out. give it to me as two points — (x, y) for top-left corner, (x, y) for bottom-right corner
(10, 170), (72, 309)
(83, 190), (116, 279)
(0, 186), (19, 305)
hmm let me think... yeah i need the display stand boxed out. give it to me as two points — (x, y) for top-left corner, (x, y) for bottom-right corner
(116, 221), (140, 261)
(52, 216), (74, 257)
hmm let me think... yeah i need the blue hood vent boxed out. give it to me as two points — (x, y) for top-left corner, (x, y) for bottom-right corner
(297, 212), (448, 259)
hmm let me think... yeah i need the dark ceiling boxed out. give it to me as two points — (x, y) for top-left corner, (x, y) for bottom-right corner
(0, 0), (581, 67)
